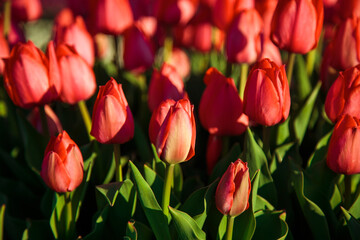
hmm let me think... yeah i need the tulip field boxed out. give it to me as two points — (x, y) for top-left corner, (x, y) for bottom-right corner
(1, 0), (360, 239)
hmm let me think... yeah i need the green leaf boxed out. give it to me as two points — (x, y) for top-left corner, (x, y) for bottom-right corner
(243, 128), (277, 206)
(21, 220), (52, 240)
(126, 220), (137, 240)
(0, 204), (4, 240)
(16, 110), (47, 174)
(49, 193), (66, 239)
(82, 207), (110, 240)
(307, 131), (332, 167)
(349, 189), (360, 219)
(151, 144), (166, 179)
(169, 207), (206, 240)
(291, 168), (330, 240)
(96, 182), (123, 207)
(129, 161), (171, 240)
(253, 210), (289, 240)
(180, 180), (218, 228)
(292, 80), (321, 144)
(173, 164), (183, 199)
(341, 207), (360, 240)
(132, 221), (153, 240)
(294, 54), (312, 101)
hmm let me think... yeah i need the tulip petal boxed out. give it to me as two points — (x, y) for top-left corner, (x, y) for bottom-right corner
(215, 163), (235, 215)
(64, 144), (84, 191)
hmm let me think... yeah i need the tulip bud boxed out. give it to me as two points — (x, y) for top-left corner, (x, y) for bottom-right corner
(41, 131), (84, 192)
(327, 115), (360, 175)
(123, 25), (154, 72)
(215, 159), (251, 217)
(91, 78), (134, 144)
(11, 0), (43, 22)
(89, 0), (133, 35)
(167, 48), (191, 79)
(148, 63), (187, 112)
(54, 9), (95, 66)
(56, 44), (96, 104)
(243, 58), (290, 126)
(325, 64), (360, 123)
(155, 0), (199, 26)
(338, 0), (360, 19)
(3, 41), (60, 108)
(271, 0), (324, 54)
(149, 99), (196, 164)
(226, 9), (264, 64)
(199, 67), (249, 136)
(28, 105), (63, 136)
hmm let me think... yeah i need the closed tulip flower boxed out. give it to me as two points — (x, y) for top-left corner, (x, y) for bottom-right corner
(41, 131), (84, 193)
(91, 78), (134, 144)
(168, 48), (191, 79)
(327, 115), (360, 175)
(149, 99), (196, 164)
(28, 105), (63, 136)
(271, 0), (324, 54)
(56, 44), (96, 104)
(148, 63), (187, 112)
(155, 0), (199, 26)
(243, 58), (290, 126)
(3, 41), (60, 108)
(325, 65), (360, 123)
(11, 0), (42, 22)
(123, 25), (154, 72)
(54, 9), (95, 66)
(215, 159), (251, 217)
(199, 67), (249, 136)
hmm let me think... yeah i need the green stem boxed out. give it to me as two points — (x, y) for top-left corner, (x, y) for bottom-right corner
(77, 100), (94, 141)
(39, 106), (50, 139)
(306, 49), (316, 77)
(114, 144), (122, 182)
(344, 175), (352, 208)
(163, 35), (173, 63)
(286, 53), (296, 86)
(64, 192), (74, 240)
(162, 163), (175, 217)
(225, 215), (235, 240)
(115, 35), (124, 72)
(3, 0), (11, 39)
(239, 63), (249, 99)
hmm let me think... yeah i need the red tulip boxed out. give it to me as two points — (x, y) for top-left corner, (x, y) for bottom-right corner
(243, 58), (290, 126)
(215, 159), (251, 217)
(327, 114), (360, 175)
(271, 0), (324, 54)
(3, 41), (60, 108)
(325, 65), (360, 123)
(0, 32), (9, 75)
(167, 48), (191, 79)
(11, 0), (42, 22)
(56, 44), (96, 104)
(28, 105), (63, 136)
(91, 78), (134, 144)
(0, 16), (26, 48)
(123, 25), (154, 72)
(149, 99), (196, 164)
(338, 0), (360, 19)
(259, 38), (282, 66)
(225, 9), (264, 64)
(89, 0), (134, 35)
(255, 0), (278, 37)
(198, 67), (249, 136)
(54, 9), (95, 66)
(41, 131), (84, 192)
(155, 0), (199, 26)
(148, 63), (187, 112)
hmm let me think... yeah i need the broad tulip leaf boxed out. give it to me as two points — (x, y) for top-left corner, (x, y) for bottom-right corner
(253, 210), (289, 240)
(150, 144), (166, 179)
(169, 207), (206, 240)
(292, 81), (321, 144)
(0, 204), (4, 240)
(82, 207), (110, 240)
(276, 118), (291, 146)
(341, 207), (360, 240)
(49, 193), (66, 239)
(126, 220), (137, 240)
(243, 128), (277, 205)
(291, 168), (330, 240)
(180, 180), (218, 228)
(349, 186), (360, 219)
(129, 161), (171, 240)
(132, 221), (153, 240)
(307, 131), (332, 167)
(216, 215), (227, 240)
(295, 54), (312, 101)
(96, 182), (123, 207)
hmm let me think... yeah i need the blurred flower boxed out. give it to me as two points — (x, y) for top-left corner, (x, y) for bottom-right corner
(41, 130), (84, 192)
(89, 0), (133, 35)
(54, 8), (95, 66)
(3, 41), (60, 108)
(271, 0), (324, 54)
(255, 0), (278, 37)
(243, 58), (290, 126)
(55, 44), (96, 104)
(338, 0), (360, 20)
(148, 63), (187, 112)
(0, 32), (9, 75)
(155, 0), (199, 26)
(167, 48), (191, 79)
(0, 16), (25, 47)
(206, 134), (222, 174)
(225, 8), (263, 64)
(123, 25), (154, 72)
(259, 38), (282, 66)
(215, 159), (251, 217)
(199, 67), (249, 136)
(28, 105), (63, 136)
(327, 114), (360, 175)
(91, 78), (134, 144)
(11, 0), (42, 22)
(325, 64), (360, 123)
(149, 99), (196, 164)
